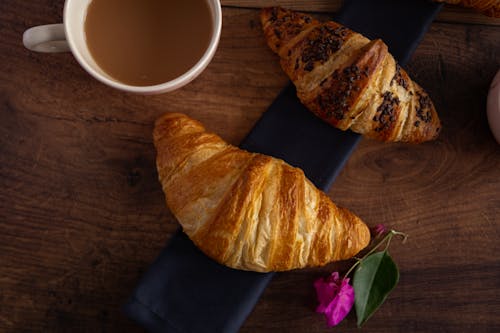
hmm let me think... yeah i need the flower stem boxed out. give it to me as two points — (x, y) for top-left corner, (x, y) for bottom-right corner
(343, 229), (408, 279)
(343, 258), (362, 279)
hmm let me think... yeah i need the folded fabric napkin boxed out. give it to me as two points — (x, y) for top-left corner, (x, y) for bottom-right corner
(123, 1), (442, 332)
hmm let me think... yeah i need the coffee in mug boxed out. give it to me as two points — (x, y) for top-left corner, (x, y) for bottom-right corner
(85, 0), (214, 86)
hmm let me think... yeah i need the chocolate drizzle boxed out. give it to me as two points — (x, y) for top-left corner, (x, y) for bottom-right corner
(274, 28), (282, 39)
(373, 92), (399, 132)
(301, 24), (349, 72)
(391, 64), (409, 90)
(416, 92), (433, 123)
(316, 64), (363, 121)
(268, 9), (315, 47)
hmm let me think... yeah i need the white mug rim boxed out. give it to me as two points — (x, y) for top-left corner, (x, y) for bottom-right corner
(62, 0), (222, 94)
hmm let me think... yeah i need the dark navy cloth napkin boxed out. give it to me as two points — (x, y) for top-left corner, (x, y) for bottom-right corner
(123, 1), (442, 332)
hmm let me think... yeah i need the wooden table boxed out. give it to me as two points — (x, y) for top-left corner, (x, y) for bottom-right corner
(1, 1), (499, 332)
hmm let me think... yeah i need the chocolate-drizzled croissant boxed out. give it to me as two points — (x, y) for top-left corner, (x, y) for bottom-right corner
(435, 0), (499, 17)
(261, 7), (441, 143)
(154, 113), (370, 272)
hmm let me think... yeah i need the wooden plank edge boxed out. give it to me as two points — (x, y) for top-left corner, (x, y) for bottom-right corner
(221, 1), (500, 26)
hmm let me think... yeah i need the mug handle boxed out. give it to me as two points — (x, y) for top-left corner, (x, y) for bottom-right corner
(23, 24), (71, 53)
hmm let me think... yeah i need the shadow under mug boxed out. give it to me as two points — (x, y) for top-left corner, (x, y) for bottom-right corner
(22, 0), (222, 94)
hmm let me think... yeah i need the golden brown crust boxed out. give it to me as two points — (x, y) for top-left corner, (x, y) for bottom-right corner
(154, 112), (370, 272)
(261, 7), (321, 55)
(434, 0), (500, 17)
(261, 7), (442, 143)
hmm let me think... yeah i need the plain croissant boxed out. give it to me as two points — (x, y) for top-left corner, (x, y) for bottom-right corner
(261, 7), (441, 143)
(153, 113), (370, 272)
(434, 0), (499, 17)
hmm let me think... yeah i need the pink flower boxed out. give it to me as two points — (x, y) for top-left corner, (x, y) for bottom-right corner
(314, 272), (355, 327)
(371, 224), (387, 238)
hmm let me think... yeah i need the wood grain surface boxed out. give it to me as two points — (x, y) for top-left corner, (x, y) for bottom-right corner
(1, 1), (499, 332)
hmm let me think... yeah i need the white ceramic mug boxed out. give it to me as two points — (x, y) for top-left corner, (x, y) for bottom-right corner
(22, 0), (222, 94)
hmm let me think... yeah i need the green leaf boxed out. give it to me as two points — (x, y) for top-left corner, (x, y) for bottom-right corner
(353, 250), (399, 327)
